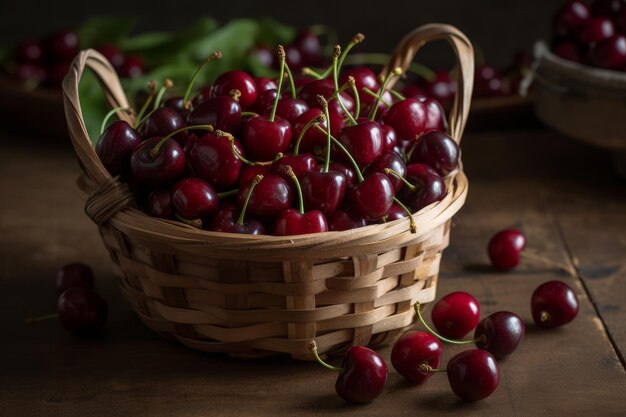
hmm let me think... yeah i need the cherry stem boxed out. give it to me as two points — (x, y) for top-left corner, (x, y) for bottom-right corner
(217, 189), (239, 199)
(317, 95), (333, 173)
(293, 114), (325, 155)
(270, 45), (286, 123)
(332, 46), (357, 126)
(302, 67), (325, 80)
(308, 340), (343, 372)
(540, 311), (550, 323)
(241, 111), (259, 118)
(336, 33), (365, 76)
(521, 250), (577, 276)
(175, 213), (202, 228)
(389, 89), (405, 101)
(100, 106), (131, 134)
(414, 303), (476, 345)
(286, 166), (305, 214)
(134, 80), (157, 128)
(348, 76), (361, 119)
(419, 363), (447, 373)
(283, 61), (297, 99)
(362, 88), (392, 107)
(150, 125), (213, 158)
(370, 67), (403, 121)
(153, 79), (174, 110)
(183, 51), (223, 110)
(384, 168), (416, 191)
(237, 174), (263, 226)
(392, 197), (417, 234)
(314, 124), (364, 182)
(343, 53), (436, 82)
(222, 130), (273, 166)
(25, 313), (59, 325)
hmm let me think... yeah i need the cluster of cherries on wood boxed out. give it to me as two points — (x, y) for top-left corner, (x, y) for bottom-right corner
(552, 0), (626, 70)
(7, 29), (144, 89)
(310, 229), (580, 404)
(96, 34), (458, 236)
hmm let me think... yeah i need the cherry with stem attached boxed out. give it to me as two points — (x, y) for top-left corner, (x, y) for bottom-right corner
(211, 175), (266, 234)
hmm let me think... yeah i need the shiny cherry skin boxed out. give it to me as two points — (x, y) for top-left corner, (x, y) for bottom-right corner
(171, 178), (218, 219)
(188, 132), (244, 189)
(422, 71), (457, 105)
(146, 188), (173, 219)
(590, 34), (626, 70)
(340, 66), (380, 106)
(252, 89), (279, 114)
(474, 65), (509, 98)
(386, 203), (408, 221)
(210, 203), (266, 235)
(243, 115), (292, 161)
(16, 38), (44, 63)
(391, 330), (443, 384)
(335, 121), (383, 166)
(238, 165), (270, 187)
(96, 120), (142, 177)
(117, 55), (144, 78)
(283, 44), (303, 71)
(335, 345), (388, 404)
(130, 136), (186, 186)
(274, 209), (328, 235)
(192, 86), (213, 107)
(348, 173), (394, 221)
(364, 150), (407, 192)
(297, 78), (355, 119)
(475, 311), (525, 359)
(418, 96), (447, 132)
(57, 288), (108, 335)
(56, 263), (94, 295)
(47, 30), (79, 61)
(236, 174), (292, 219)
(163, 97), (189, 120)
(531, 280), (579, 328)
(254, 76), (278, 93)
(401, 163), (446, 212)
(553, 41), (583, 62)
(140, 107), (188, 145)
(276, 98), (309, 125)
(330, 209), (368, 231)
(447, 349), (500, 402)
(409, 130), (460, 176)
(380, 124), (398, 151)
(328, 162), (356, 186)
(293, 108), (344, 154)
(553, 0), (591, 37)
(187, 95), (242, 135)
(579, 17), (615, 44)
(248, 46), (275, 68)
(211, 70), (258, 109)
(487, 228), (526, 271)
(432, 291), (481, 339)
(270, 153), (318, 184)
(294, 27), (322, 66)
(301, 171), (347, 217)
(382, 98), (427, 141)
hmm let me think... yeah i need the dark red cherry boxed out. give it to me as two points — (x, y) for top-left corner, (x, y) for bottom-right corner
(382, 98), (427, 141)
(590, 34), (626, 70)
(294, 28), (322, 66)
(335, 346), (388, 404)
(130, 136), (186, 186)
(254, 77), (278, 94)
(293, 108), (344, 154)
(474, 65), (509, 98)
(210, 204), (266, 235)
(418, 97), (447, 132)
(14, 62), (47, 84)
(236, 174), (292, 218)
(188, 132), (243, 189)
(431, 291), (480, 339)
(96, 120), (142, 177)
(146, 188), (173, 219)
(329, 209), (368, 231)
(253, 89), (279, 114)
(386, 203), (408, 221)
(301, 171), (347, 217)
(97, 44), (124, 68)
(57, 288), (108, 335)
(239, 165), (270, 187)
(276, 98), (309, 125)
(348, 173), (394, 221)
(47, 30), (79, 61)
(56, 263), (94, 295)
(487, 228), (526, 271)
(16, 38), (44, 63)
(391, 330), (443, 384)
(171, 178), (218, 219)
(409, 130), (460, 176)
(187, 95), (242, 136)
(531, 280), (579, 328)
(283, 44), (304, 71)
(340, 66), (380, 106)
(422, 71), (457, 105)
(380, 124), (398, 151)
(447, 349), (500, 402)
(274, 209), (328, 235)
(364, 150), (407, 192)
(579, 17), (615, 44)
(328, 162), (356, 186)
(192, 86), (213, 107)
(335, 121), (383, 166)
(270, 153), (318, 183)
(553, 0), (591, 37)
(553, 41), (583, 62)
(117, 55), (144, 78)
(401, 163), (446, 212)
(243, 115), (292, 161)
(211, 70), (258, 109)
(140, 107), (188, 145)
(298, 78), (355, 119)
(590, 0), (623, 18)
(474, 311), (525, 359)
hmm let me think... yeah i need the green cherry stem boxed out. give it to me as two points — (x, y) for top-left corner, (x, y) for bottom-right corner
(331, 45), (357, 126)
(348, 76), (361, 119)
(414, 303), (480, 345)
(153, 79), (174, 110)
(419, 363), (447, 373)
(293, 114), (325, 155)
(317, 95), (333, 173)
(270, 45), (287, 122)
(183, 51), (223, 110)
(392, 197), (417, 233)
(309, 340), (343, 372)
(175, 213), (202, 229)
(384, 168), (416, 191)
(336, 33), (365, 75)
(134, 80), (157, 128)
(370, 67), (403, 121)
(217, 188), (239, 199)
(100, 106), (131, 134)
(389, 89), (405, 101)
(237, 174), (263, 226)
(149, 125), (213, 158)
(302, 67), (325, 80)
(25, 313), (59, 325)
(286, 166), (305, 214)
(362, 88), (392, 107)
(314, 124), (364, 182)
(283, 59), (297, 99)
(222, 130), (273, 166)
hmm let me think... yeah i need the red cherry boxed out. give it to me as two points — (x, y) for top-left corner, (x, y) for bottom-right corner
(409, 130), (460, 176)
(400, 163), (446, 212)
(57, 288), (108, 335)
(421, 71), (457, 105)
(380, 123), (398, 151)
(239, 165), (270, 187)
(487, 228), (526, 270)
(340, 67), (380, 106)
(329, 209), (368, 231)
(391, 330), (443, 384)
(254, 77), (278, 93)
(294, 28), (322, 66)
(16, 38), (44, 63)
(579, 17), (615, 44)
(418, 96), (447, 132)
(97, 44), (125, 69)
(335, 121), (384, 166)
(210, 200), (266, 235)
(56, 263), (94, 295)
(187, 95), (242, 135)
(531, 280), (579, 328)
(431, 291), (481, 339)
(590, 34), (626, 70)
(386, 203), (409, 221)
(553, 0), (591, 37)
(211, 70), (258, 109)
(187, 132), (244, 189)
(293, 108), (344, 154)
(447, 349), (500, 402)
(248, 46), (275, 69)
(364, 150), (407, 192)
(300, 171), (347, 217)
(336, 346), (388, 403)
(171, 178), (218, 220)
(474, 311), (525, 359)
(96, 120), (142, 178)
(553, 41), (583, 62)
(243, 115), (292, 161)
(382, 98), (427, 141)
(130, 136), (187, 186)
(146, 188), (173, 219)
(140, 107), (188, 145)
(236, 174), (292, 219)
(274, 209), (328, 235)
(46, 30), (79, 61)
(117, 55), (144, 78)
(348, 173), (394, 221)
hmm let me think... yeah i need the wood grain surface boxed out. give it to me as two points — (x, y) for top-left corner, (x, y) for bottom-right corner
(1, 128), (625, 417)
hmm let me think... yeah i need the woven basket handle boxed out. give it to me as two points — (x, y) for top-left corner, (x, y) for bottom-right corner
(379, 24), (474, 143)
(62, 49), (134, 186)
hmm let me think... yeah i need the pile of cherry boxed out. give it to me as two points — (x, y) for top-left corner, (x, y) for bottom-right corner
(551, 0), (626, 71)
(6, 29), (144, 89)
(96, 34), (455, 236)
(311, 229), (580, 404)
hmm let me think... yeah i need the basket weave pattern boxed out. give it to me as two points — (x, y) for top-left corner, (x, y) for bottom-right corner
(63, 24), (474, 360)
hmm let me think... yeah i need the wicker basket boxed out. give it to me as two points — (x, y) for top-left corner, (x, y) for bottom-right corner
(62, 24), (474, 360)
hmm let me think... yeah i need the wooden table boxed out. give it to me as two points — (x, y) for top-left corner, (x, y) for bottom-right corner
(1, 127), (625, 417)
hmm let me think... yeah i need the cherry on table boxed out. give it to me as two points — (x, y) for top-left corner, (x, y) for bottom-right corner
(431, 291), (481, 339)
(531, 280), (579, 328)
(474, 311), (525, 359)
(488, 228), (526, 271)
(57, 288), (108, 336)
(391, 330), (443, 384)
(56, 263), (94, 295)
(447, 349), (500, 402)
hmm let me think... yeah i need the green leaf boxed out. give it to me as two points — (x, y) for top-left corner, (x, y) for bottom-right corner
(118, 31), (172, 52)
(256, 18), (296, 45)
(76, 16), (136, 48)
